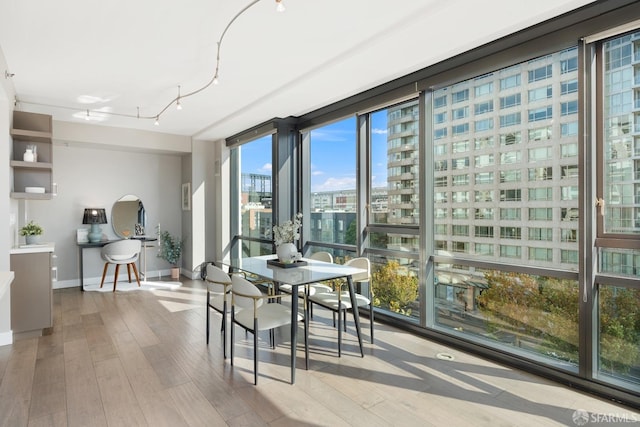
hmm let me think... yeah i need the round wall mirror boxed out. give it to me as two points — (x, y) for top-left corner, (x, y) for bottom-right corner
(112, 194), (146, 238)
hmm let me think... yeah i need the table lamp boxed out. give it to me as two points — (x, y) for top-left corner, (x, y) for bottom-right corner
(83, 208), (107, 243)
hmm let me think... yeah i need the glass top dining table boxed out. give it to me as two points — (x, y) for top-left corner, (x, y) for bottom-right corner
(218, 255), (367, 384)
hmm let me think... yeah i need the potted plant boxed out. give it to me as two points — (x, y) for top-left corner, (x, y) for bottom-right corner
(20, 220), (43, 245)
(158, 230), (183, 279)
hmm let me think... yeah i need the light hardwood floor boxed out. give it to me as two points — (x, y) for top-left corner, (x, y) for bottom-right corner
(0, 277), (637, 426)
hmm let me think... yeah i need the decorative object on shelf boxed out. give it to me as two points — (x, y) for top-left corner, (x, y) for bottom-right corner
(158, 230), (183, 279)
(76, 228), (89, 243)
(20, 220), (43, 245)
(135, 223), (144, 236)
(25, 186), (45, 193)
(23, 147), (34, 162)
(271, 212), (302, 264)
(82, 208), (107, 243)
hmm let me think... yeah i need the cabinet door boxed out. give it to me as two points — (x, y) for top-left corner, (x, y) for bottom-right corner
(10, 252), (52, 333)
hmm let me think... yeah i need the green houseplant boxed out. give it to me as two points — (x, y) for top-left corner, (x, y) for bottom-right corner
(158, 230), (183, 278)
(20, 220), (43, 245)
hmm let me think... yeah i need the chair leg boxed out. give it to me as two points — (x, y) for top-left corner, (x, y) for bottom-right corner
(113, 264), (121, 292)
(337, 308), (342, 358)
(100, 263), (109, 288)
(370, 304), (374, 344)
(230, 310), (235, 366)
(130, 263), (141, 286)
(254, 318), (259, 385)
(126, 264), (132, 283)
(343, 310), (347, 332)
(222, 300), (227, 359)
(206, 291), (210, 345)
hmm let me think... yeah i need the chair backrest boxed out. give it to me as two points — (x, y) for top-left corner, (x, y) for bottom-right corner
(206, 264), (232, 284)
(345, 257), (371, 283)
(206, 264), (232, 293)
(231, 274), (264, 310)
(309, 251), (333, 263)
(102, 239), (141, 261)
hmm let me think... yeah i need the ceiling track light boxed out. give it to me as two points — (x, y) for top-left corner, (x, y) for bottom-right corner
(17, 0), (285, 126)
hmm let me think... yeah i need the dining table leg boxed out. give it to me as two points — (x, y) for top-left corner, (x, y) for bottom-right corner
(290, 286), (298, 384)
(346, 276), (364, 357)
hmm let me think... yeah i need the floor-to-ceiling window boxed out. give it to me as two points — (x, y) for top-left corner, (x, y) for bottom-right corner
(232, 134), (273, 257)
(595, 30), (640, 387)
(301, 117), (357, 261)
(366, 100), (421, 321)
(430, 49), (581, 370)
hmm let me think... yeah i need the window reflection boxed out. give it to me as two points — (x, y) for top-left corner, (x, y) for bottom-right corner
(434, 265), (579, 368)
(598, 285), (640, 384)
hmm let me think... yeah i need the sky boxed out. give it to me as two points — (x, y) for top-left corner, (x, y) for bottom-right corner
(240, 113), (389, 193)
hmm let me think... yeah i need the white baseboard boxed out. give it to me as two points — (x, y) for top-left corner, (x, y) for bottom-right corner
(0, 330), (13, 347)
(181, 268), (199, 280)
(53, 269), (174, 290)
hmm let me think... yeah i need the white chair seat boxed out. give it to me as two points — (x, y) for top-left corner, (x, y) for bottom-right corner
(234, 303), (302, 331)
(309, 290), (370, 310)
(99, 239), (141, 292)
(279, 283), (332, 297)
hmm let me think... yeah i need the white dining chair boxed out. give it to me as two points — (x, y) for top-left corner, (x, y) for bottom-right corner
(99, 239), (142, 292)
(307, 256), (373, 356)
(230, 274), (307, 385)
(205, 263), (233, 358)
(279, 251), (334, 299)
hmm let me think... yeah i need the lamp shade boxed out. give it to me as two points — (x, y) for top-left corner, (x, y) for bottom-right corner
(82, 208), (107, 225)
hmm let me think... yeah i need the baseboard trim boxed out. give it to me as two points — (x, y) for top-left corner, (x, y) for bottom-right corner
(0, 330), (13, 346)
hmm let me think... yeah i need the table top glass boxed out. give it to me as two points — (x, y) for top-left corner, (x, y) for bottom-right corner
(219, 255), (366, 286)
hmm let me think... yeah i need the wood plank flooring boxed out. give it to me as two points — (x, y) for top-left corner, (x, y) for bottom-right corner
(0, 277), (637, 426)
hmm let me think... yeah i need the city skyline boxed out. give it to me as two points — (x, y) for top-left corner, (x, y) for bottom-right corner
(240, 115), (390, 193)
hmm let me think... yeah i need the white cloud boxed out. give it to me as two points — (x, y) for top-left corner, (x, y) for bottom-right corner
(372, 128), (387, 135)
(259, 163), (272, 172)
(312, 176), (356, 192)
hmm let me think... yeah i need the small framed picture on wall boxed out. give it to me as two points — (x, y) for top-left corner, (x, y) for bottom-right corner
(182, 182), (191, 211)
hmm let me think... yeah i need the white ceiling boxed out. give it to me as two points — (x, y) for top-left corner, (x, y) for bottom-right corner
(0, 0), (595, 142)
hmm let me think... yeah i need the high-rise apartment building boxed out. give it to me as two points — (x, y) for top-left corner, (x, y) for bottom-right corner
(431, 48), (580, 270)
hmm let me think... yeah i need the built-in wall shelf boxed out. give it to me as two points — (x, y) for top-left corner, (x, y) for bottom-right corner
(10, 160), (53, 170)
(10, 111), (54, 199)
(9, 128), (52, 143)
(10, 192), (53, 200)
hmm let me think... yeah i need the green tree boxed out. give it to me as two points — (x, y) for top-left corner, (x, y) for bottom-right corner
(344, 219), (356, 245)
(477, 271), (640, 372)
(372, 260), (418, 315)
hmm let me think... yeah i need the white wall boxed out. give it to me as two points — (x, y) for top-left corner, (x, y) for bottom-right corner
(22, 122), (187, 288)
(0, 46), (16, 345)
